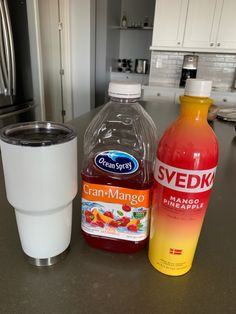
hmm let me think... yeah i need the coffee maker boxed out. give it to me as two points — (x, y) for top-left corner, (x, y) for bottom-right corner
(179, 55), (198, 87)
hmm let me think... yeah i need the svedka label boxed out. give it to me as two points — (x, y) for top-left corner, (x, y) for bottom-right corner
(154, 158), (217, 193)
(95, 150), (139, 174)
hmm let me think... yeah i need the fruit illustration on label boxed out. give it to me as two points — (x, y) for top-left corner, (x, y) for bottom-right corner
(85, 210), (94, 223)
(91, 208), (113, 224)
(82, 206), (144, 234)
(104, 211), (114, 219)
(127, 225), (138, 232)
(122, 204), (131, 212)
(116, 216), (130, 226)
(109, 220), (119, 228)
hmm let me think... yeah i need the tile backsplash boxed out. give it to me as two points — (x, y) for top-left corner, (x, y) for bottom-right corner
(149, 51), (236, 91)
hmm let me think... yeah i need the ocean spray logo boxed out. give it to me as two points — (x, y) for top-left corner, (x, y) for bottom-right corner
(94, 150), (139, 174)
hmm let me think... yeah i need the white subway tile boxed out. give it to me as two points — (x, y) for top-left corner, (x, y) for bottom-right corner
(149, 51), (236, 90)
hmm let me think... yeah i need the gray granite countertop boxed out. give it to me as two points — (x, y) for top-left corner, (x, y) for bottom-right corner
(0, 101), (235, 314)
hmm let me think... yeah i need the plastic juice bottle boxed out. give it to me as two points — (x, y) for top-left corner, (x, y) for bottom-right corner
(81, 81), (157, 253)
(149, 79), (218, 276)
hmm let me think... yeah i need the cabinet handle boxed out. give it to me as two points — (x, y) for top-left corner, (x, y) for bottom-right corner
(217, 43), (221, 47)
(210, 43), (214, 47)
(223, 98), (227, 102)
(177, 42), (181, 45)
(157, 93), (161, 96)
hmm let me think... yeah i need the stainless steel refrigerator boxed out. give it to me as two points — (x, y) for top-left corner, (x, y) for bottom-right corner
(0, 0), (35, 128)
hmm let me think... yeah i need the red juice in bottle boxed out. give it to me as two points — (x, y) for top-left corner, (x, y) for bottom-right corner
(81, 82), (157, 253)
(149, 79), (218, 275)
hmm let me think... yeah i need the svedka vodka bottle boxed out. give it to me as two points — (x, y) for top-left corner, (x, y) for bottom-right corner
(149, 79), (218, 276)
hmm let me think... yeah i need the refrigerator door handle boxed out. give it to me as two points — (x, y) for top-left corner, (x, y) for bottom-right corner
(0, 60), (6, 94)
(0, 17), (6, 93)
(0, 0), (8, 94)
(0, 0), (11, 96)
(3, 0), (15, 95)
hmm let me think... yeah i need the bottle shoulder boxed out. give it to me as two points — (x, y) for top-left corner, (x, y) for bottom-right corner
(158, 119), (218, 169)
(83, 102), (157, 161)
(81, 168), (153, 190)
(160, 118), (218, 143)
(95, 101), (147, 118)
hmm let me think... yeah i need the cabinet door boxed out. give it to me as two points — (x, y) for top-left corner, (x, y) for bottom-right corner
(142, 87), (175, 103)
(211, 92), (236, 108)
(183, 0), (222, 49)
(152, 0), (188, 48)
(216, 0), (236, 49)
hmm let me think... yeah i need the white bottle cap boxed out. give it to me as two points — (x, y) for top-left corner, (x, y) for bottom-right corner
(108, 81), (141, 99)
(184, 79), (212, 97)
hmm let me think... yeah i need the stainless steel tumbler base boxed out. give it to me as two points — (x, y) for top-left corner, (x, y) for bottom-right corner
(25, 246), (70, 266)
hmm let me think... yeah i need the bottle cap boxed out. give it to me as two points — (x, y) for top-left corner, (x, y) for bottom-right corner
(108, 81), (141, 99)
(184, 79), (212, 97)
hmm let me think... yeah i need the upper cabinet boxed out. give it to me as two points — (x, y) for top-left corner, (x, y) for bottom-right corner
(216, 0), (236, 49)
(151, 0), (236, 52)
(183, 0), (221, 49)
(152, 0), (188, 48)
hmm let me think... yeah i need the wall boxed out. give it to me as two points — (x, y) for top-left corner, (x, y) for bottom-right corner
(37, 0), (74, 122)
(107, 1), (121, 72)
(119, 31), (152, 62)
(120, 0), (155, 25)
(118, 0), (155, 68)
(70, 0), (95, 118)
(95, 0), (121, 107)
(95, 0), (155, 107)
(149, 51), (236, 91)
(26, 0), (45, 120)
(38, 0), (62, 122)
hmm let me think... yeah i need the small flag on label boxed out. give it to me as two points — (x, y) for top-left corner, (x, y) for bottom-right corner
(169, 248), (182, 255)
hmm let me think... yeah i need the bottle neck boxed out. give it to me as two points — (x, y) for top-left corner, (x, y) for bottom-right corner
(179, 95), (212, 121)
(109, 96), (139, 103)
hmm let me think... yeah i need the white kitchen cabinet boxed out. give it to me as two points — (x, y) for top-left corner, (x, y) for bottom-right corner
(175, 89), (236, 107)
(216, 0), (236, 50)
(183, 0), (221, 49)
(184, 0), (236, 50)
(151, 0), (188, 48)
(151, 0), (236, 52)
(211, 92), (236, 107)
(142, 85), (236, 107)
(141, 86), (176, 103)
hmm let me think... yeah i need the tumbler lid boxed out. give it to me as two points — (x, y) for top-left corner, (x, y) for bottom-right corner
(0, 121), (76, 146)
(184, 79), (212, 97)
(108, 81), (141, 99)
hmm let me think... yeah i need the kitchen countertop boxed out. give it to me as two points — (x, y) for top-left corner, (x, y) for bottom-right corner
(0, 101), (236, 314)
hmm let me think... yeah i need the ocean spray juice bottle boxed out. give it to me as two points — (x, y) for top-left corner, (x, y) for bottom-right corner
(149, 79), (218, 276)
(81, 82), (157, 253)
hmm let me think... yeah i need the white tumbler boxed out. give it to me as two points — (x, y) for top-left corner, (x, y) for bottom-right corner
(0, 122), (77, 266)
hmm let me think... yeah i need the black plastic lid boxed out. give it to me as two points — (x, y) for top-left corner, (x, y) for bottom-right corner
(0, 121), (76, 147)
